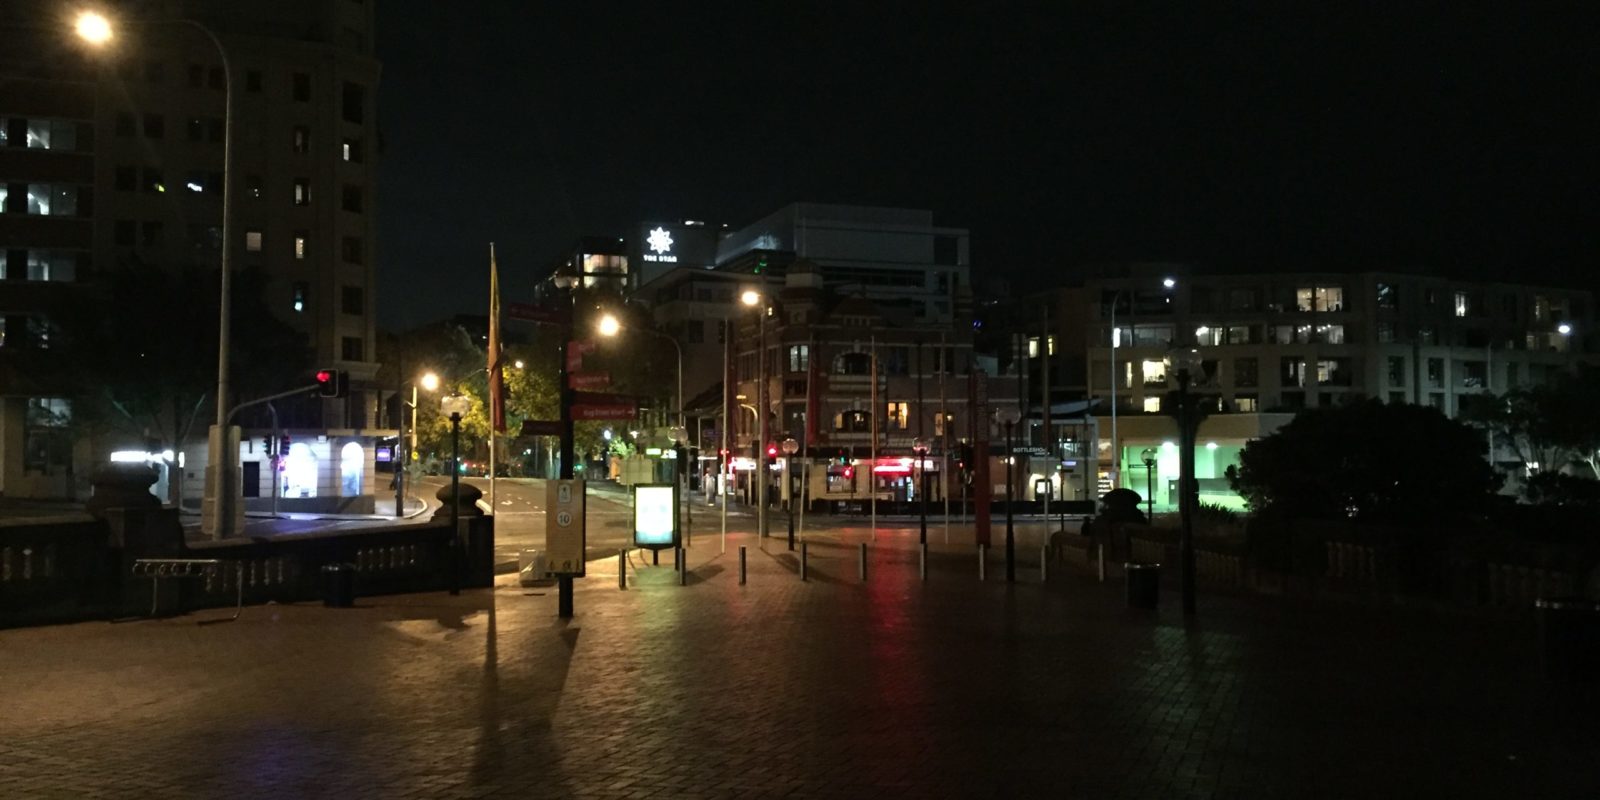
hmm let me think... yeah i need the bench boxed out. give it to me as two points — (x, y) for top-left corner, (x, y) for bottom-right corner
(131, 558), (242, 621)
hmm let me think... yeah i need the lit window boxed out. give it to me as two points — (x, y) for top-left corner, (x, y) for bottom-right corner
(1141, 359), (1167, 386)
(1454, 292), (1468, 318)
(885, 402), (910, 431)
(25, 184), (79, 216)
(292, 282), (308, 313)
(294, 234), (307, 260)
(245, 231), (263, 252)
(1142, 396), (1161, 413)
(788, 344), (809, 372)
(1234, 396), (1258, 412)
(293, 126), (310, 154)
(26, 251), (76, 282)
(341, 138), (362, 162)
(293, 178), (310, 206)
(25, 119), (77, 151)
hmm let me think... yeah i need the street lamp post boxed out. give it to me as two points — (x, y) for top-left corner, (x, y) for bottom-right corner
(394, 371), (439, 518)
(441, 394), (472, 596)
(742, 290), (769, 537)
(913, 437), (930, 546)
(782, 437), (799, 550)
(1165, 346), (1204, 615)
(77, 11), (239, 538)
(996, 407), (1022, 582)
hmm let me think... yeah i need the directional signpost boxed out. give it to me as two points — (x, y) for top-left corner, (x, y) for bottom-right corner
(545, 478), (586, 576)
(569, 372), (611, 390)
(506, 302), (569, 325)
(520, 419), (563, 437)
(571, 390), (637, 421)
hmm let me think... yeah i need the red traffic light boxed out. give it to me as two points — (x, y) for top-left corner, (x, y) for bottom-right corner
(315, 368), (348, 398)
(765, 444), (778, 457)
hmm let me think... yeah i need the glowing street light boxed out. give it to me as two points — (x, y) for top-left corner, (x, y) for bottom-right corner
(74, 11), (113, 45)
(741, 289), (762, 307)
(1557, 322), (1573, 336)
(420, 371), (441, 392)
(597, 313), (621, 337)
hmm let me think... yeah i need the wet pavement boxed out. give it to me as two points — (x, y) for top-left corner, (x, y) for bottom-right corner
(1, 523), (1594, 798)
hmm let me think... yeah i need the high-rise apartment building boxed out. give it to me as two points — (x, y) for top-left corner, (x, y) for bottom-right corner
(0, 1), (385, 508)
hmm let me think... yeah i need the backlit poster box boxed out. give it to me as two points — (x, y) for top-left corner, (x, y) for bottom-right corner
(633, 483), (679, 550)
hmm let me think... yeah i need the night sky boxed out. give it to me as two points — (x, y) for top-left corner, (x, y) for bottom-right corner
(376, 4), (1597, 328)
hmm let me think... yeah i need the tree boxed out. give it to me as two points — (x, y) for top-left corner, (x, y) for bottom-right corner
(55, 263), (308, 497)
(1461, 365), (1600, 484)
(1228, 399), (1499, 523)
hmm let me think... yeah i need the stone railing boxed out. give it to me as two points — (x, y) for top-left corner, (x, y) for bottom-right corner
(1, 467), (494, 627)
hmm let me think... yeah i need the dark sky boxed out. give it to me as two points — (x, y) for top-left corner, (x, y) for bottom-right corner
(376, 4), (1597, 328)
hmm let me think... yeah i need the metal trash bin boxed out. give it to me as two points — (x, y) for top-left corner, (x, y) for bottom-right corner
(1125, 562), (1161, 609)
(1535, 597), (1600, 682)
(322, 563), (357, 608)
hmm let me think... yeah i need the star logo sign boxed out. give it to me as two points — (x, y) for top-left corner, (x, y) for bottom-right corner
(647, 227), (674, 254)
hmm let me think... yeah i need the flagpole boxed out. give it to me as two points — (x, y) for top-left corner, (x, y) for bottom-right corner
(870, 334), (878, 542)
(488, 243), (499, 515)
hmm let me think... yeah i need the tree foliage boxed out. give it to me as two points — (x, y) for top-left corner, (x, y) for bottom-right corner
(1228, 399), (1499, 523)
(55, 263), (309, 451)
(1460, 365), (1600, 489)
(391, 287), (678, 472)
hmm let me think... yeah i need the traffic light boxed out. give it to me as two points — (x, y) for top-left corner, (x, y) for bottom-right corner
(315, 368), (349, 398)
(261, 436), (273, 454)
(280, 434), (291, 454)
(765, 443), (778, 458)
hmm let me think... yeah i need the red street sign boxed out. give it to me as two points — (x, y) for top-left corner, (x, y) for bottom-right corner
(572, 403), (636, 420)
(566, 350), (583, 373)
(520, 419), (563, 436)
(572, 391), (632, 406)
(569, 340), (596, 355)
(569, 372), (611, 390)
(506, 302), (569, 324)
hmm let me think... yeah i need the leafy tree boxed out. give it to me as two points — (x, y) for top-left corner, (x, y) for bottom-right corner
(1228, 399), (1499, 523)
(55, 263), (308, 493)
(1461, 365), (1600, 483)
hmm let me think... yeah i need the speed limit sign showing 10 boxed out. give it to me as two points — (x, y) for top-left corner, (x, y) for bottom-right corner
(545, 479), (587, 576)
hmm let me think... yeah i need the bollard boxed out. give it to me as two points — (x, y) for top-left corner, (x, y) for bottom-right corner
(679, 549), (688, 586)
(675, 546), (683, 573)
(800, 540), (809, 582)
(919, 543), (927, 581)
(1097, 543), (1105, 582)
(978, 544), (987, 581)
(739, 545), (747, 585)
(618, 549), (627, 590)
(653, 549), (659, 567)
(859, 542), (868, 582)
(1041, 545), (1049, 583)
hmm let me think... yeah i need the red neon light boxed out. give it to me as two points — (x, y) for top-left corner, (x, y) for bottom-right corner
(872, 465), (913, 474)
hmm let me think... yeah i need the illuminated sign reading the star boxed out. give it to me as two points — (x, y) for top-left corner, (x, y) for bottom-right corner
(644, 226), (678, 263)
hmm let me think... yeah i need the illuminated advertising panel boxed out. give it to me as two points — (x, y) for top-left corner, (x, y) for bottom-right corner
(632, 483), (679, 550)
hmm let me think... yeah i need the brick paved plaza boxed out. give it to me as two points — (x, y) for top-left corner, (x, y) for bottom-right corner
(2, 524), (1595, 798)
